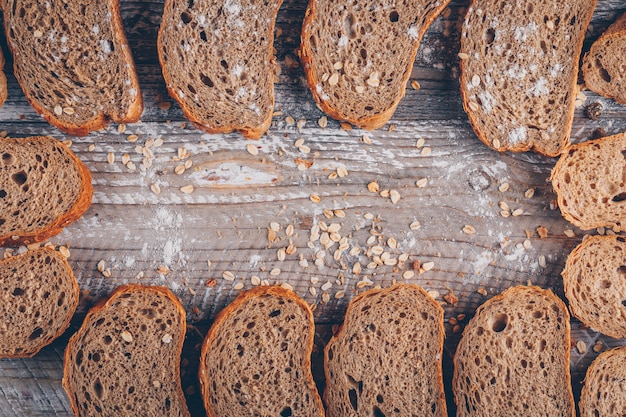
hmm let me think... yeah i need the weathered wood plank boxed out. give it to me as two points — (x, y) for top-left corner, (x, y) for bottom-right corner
(0, 0), (625, 415)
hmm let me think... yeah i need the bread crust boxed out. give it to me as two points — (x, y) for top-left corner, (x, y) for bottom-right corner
(323, 283), (446, 416)
(157, 0), (279, 140)
(63, 284), (189, 417)
(0, 49), (7, 109)
(0, 136), (93, 246)
(583, 12), (626, 105)
(198, 285), (324, 417)
(0, 0), (143, 136)
(299, 0), (450, 130)
(452, 285), (575, 417)
(459, 0), (597, 157)
(0, 247), (79, 359)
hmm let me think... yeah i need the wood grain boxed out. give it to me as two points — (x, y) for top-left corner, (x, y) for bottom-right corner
(0, 0), (625, 415)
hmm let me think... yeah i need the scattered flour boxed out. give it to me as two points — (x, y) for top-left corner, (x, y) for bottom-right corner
(508, 126), (527, 145)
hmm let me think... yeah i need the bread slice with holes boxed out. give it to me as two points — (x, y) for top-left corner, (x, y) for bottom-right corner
(583, 12), (626, 105)
(562, 235), (626, 338)
(459, 0), (596, 156)
(63, 285), (190, 417)
(0, 247), (78, 358)
(324, 284), (446, 417)
(199, 286), (324, 417)
(0, 136), (93, 246)
(158, 0), (282, 139)
(579, 346), (626, 417)
(0, 0), (143, 136)
(551, 133), (626, 232)
(453, 285), (574, 417)
(300, 0), (450, 130)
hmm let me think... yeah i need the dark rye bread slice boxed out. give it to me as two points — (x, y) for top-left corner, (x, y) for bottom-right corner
(199, 286), (324, 417)
(300, 0), (450, 130)
(158, 0), (282, 139)
(459, 0), (597, 156)
(0, 136), (93, 246)
(562, 235), (626, 339)
(583, 12), (626, 105)
(63, 285), (190, 417)
(0, 247), (79, 358)
(551, 133), (626, 232)
(453, 286), (574, 417)
(324, 284), (447, 417)
(579, 347), (626, 417)
(0, 0), (143, 136)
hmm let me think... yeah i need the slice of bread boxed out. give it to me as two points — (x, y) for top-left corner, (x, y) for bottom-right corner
(562, 235), (626, 339)
(0, 48), (7, 108)
(199, 286), (324, 417)
(453, 285), (575, 417)
(300, 0), (450, 130)
(158, 0), (282, 139)
(459, 0), (597, 156)
(551, 133), (626, 232)
(324, 284), (447, 417)
(0, 0), (143, 136)
(583, 12), (626, 105)
(63, 285), (190, 417)
(0, 136), (93, 246)
(579, 347), (626, 417)
(0, 247), (78, 358)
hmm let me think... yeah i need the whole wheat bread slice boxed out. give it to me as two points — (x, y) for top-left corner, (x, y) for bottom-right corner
(453, 285), (575, 417)
(459, 0), (597, 156)
(300, 0), (450, 130)
(0, 48), (7, 108)
(0, 0), (143, 136)
(550, 133), (626, 232)
(199, 286), (324, 417)
(583, 12), (626, 105)
(63, 285), (190, 417)
(0, 136), (93, 246)
(579, 346), (626, 417)
(0, 247), (78, 358)
(324, 284), (446, 417)
(562, 235), (626, 339)
(158, 0), (282, 139)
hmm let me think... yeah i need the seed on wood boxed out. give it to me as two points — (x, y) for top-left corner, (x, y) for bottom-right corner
(390, 190), (401, 204)
(402, 270), (415, 279)
(576, 340), (587, 354)
(564, 229), (576, 238)
(270, 268), (281, 276)
(127, 134), (139, 142)
(310, 194), (321, 203)
(422, 261), (435, 271)
(368, 181), (379, 193)
(512, 208), (524, 217)
(233, 283), (245, 290)
(361, 134), (372, 144)
(180, 185), (194, 194)
(337, 166), (348, 178)
(462, 225), (476, 235)
(410, 80), (420, 90)
(421, 147), (432, 156)
(499, 182), (510, 192)
(246, 143), (259, 155)
(318, 116), (328, 128)
(107, 152), (115, 164)
(59, 246), (70, 258)
(416, 178), (428, 188)
(222, 271), (235, 281)
(524, 188), (535, 199)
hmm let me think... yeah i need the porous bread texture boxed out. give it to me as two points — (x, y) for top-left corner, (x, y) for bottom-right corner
(158, 0), (282, 139)
(300, 0), (450, 130)
(0, 136), (93, 246)
(453, 286), (574, 417)
(579, 347), (626, 417)
(324, 284), (446, 417)
(199, 286), (324, 417)
(459, 0), (597, 156)
(583, 12), (626, 105)
(562, 235), (626, 339)
(0, 247), (78, 358)
(0, 0), (143, 136)
(63, 285), (190, 417)
(0, 48), (7, 108)
(551, 133), (626, 232)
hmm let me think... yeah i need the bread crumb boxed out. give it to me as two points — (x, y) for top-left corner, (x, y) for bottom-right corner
(477, 287), (488, 296)
(367, 181), (379, 193)
(537, 226), (548, 238)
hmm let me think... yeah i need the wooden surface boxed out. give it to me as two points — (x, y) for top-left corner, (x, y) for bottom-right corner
(1, 0), (626, 416)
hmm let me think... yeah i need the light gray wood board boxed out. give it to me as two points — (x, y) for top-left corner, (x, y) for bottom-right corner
(0, 0), (625, 416)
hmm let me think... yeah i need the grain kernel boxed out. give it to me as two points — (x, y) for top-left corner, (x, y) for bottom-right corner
(576, 340), (587, 354)
(54, 105), (63, 115)
(524, 188), (535, 199)
(310, 194), (321, 203)
(246, 143), (259, 155)
(162, 334), (173, 344)
(107, 152), (115, 164)
(462, 225), (476, 235)
(422, 261), (435, 271)
(222, 271), (235, 281)
(318, 116), (328, 128)
(410, 80), (420, 90)
(328, 72), (339, 86)
(390, 190), (401, 204)
(402, 270), (415, 279)
(409, 221), (421, 230)
(458, 52), (469, 60)
(180, 185), (194, 194)
(416, 178), (428, 188)
(367, 181), (379, 193)
(121, 331), (133, 343)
